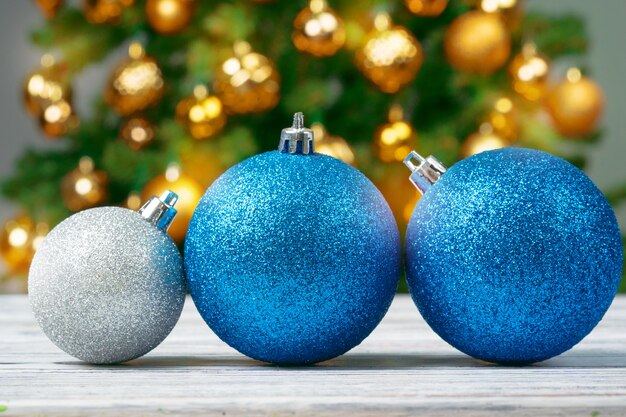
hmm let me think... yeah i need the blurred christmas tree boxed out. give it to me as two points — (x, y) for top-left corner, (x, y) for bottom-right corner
(2, 0), (621, 290)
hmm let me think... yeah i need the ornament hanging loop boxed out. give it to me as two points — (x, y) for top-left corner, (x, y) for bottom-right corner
(279, 112), (315, 155)
(138, 190), (179, 232)
(404, 151), (447, 195)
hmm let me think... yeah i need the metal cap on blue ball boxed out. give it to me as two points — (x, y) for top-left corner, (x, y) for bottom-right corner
(185, 113), (402, 365)
(403, 147), (622, 364)
(278, 112), (314, 155)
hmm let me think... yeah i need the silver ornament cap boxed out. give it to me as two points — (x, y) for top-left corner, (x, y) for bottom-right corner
(278, 112), (315, 155)
(404, 150), (447, 195)
(28, 190), (186, 364)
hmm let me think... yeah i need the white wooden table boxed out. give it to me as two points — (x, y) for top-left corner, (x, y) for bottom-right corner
(1, 295), (626, 416)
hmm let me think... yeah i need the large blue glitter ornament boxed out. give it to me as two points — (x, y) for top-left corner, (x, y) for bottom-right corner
(404, 148), (622, 364)
(185, 113), (401, 365)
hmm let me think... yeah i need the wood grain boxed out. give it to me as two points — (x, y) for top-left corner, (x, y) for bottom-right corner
(1, 295), (626, 416)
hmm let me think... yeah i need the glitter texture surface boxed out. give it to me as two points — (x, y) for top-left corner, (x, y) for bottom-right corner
(29, 207), (186, 364)
(406, 148), (623, 364)
(185, 151), (401, 364)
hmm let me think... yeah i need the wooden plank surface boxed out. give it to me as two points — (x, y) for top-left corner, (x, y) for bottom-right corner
(1, 294), (626, 416)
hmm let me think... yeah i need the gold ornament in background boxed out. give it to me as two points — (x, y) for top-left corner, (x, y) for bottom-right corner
(403, 192), (420, 224)
(311, 123), (355, 165)
(24, 54), (71, 117)
(105, 43), (164, 116)
(141, 164), (204, 243)
(0, 215), (49, 274)
(215, 41), (281, 114)
(83, 0), (134, 24)
(444, 11), (511, 75)
(179, 145), (226, 189)
(508, 43), (549, 101)
(460, 123), (508, 159)
(373, 104), (418, 162)
(375, 165), (420, 231)
(146, 0), (196, 35)
(24, 55), (78, 138)
(404, 0), (448, 17)
(479, 0), (524, 30)
(355, 13), (423, 93)
(61, 157), (109, 212)
(35, 0), (64, 19)
(176, 85), (227, 140)
(486, 96), (517, 141)
(120, 117), (155, 150)
(292, 0), (346, 58)
(39, 98), (78, 138)
(545, 68), (604, 138)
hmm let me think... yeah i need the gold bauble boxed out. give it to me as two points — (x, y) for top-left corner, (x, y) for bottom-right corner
(486, 96), (517, 141)
(105, 43), (164, 116)
(24, 55), (71, 117)
(83, 0), (134, 24)
(61, 157), (109, 212)
(404, 0), (448, 17)
(311, 123), (355, 165)
(141, 164), (204, 243)
(120, 117), (155, 150)
(460, 123), (508, 158)
(35, 0), (64, 19)
(146, 0), (196, 35)
(355, 13), (423, 93)
(179, 145), (226, 189)
(215, 41), (280, 114)
(0, 215), (49, 274)
(545, 68), (604, 138)
(176, 85), (227, 140)
(373, 105), (418, 162)
(375, 165), (421, 230)
(39, 98), (79, 138)
(444, 11), (511, 75)
(508, 43), (549, 101)
(292, 0), (346, 58)
(478, 0), (524, 30)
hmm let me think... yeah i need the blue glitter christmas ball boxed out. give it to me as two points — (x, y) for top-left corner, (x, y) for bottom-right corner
(185, 119), (401, 365)
(405, 148), (622, 364)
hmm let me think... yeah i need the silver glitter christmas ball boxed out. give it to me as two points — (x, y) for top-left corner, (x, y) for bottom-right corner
(29, 192), (186, 364)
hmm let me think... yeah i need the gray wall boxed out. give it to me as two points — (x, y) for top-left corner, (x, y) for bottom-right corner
(0, 1), (625, 273)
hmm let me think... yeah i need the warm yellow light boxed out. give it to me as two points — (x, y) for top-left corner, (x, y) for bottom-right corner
(157, 0), (178, 17)
(193, 85), (208, 99)
(165, 163), (181, 182)
(130, 126), (148, 143)
(128, 42), (145, 60)
(309, 0), (326, 14)
(233, 41), (252, 56)
(472, 135), (505, 154)
(74, 178), (94, 196)
(566, 67), (582, 83)
(481, 0), (516, 12)
(380, 127), (397, 145)
(222, 58), (241, 76)
(305, 19), (322, 37)
(374, 13), (391, 32)
(189, 105), (205, 123)
(203, 97), (222, 118)
(494, 97), (513, 113)
(8, 227), (28, 247)
(318, 13), (338, 32)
